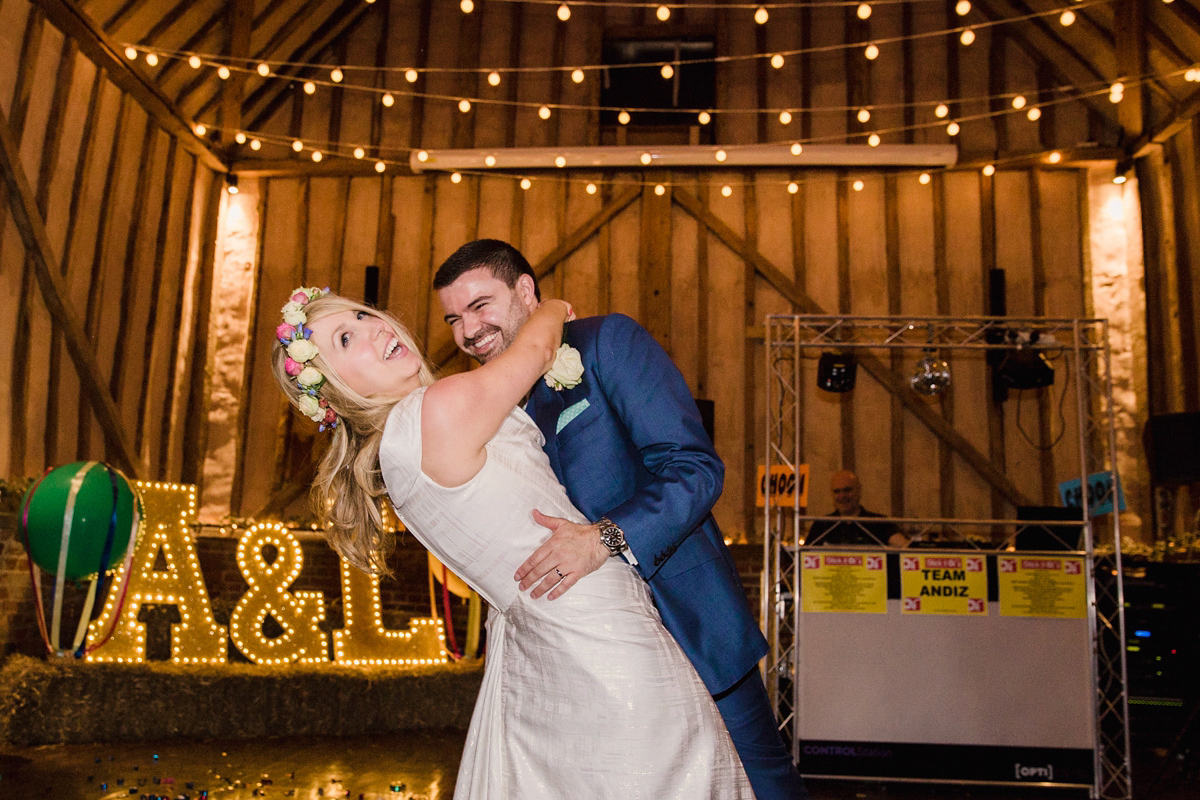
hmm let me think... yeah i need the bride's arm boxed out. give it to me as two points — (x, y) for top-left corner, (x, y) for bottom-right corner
(420, 299), (571, 486)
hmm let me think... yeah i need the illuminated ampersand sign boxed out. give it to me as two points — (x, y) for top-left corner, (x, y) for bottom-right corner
(333, 559), (448, 665)
(87, 483), (226, 664)
(229, 523), (328, 664)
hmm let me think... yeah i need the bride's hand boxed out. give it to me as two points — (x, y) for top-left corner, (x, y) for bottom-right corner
(515, 510), (612, 600)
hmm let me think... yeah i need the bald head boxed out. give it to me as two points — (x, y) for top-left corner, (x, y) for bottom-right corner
(830, 470), (862, 515)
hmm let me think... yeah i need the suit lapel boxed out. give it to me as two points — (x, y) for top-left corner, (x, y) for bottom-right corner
(526, 382), (565, 478)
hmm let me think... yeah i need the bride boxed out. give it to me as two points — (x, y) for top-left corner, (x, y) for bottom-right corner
(272, 287), (753, 799)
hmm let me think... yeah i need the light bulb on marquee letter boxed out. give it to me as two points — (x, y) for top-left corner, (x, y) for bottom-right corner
(86, 483), (226, 664)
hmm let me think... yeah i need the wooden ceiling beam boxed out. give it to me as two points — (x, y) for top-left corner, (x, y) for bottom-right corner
(239, 0), (373, 133)
(671, 185), (1033, 509)
(1132, 87), (1200, 158)
(32, 0), (225, 171)
(0, 103), (140, 477)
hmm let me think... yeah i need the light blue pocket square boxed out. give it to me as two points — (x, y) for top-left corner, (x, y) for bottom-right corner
(556, 399), (591, 434)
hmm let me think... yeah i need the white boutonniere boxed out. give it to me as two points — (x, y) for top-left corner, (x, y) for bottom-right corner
(544, 344), (584, 390)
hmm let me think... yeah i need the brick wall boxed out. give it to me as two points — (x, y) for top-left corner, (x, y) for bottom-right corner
(0, 512), (768, 661)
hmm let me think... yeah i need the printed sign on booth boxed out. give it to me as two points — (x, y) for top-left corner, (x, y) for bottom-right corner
(800, 551), (887, 613)
(997, 556), (1087, 618)
(756, 464), (809, 509)
(899, 554), (988, 615)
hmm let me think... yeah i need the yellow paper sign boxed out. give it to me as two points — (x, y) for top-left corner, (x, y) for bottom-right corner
(800, 551), (887, 613)
(756, 464), (810, 508)
(899, 553), (988, 615)
(997, 556), (1087, 618)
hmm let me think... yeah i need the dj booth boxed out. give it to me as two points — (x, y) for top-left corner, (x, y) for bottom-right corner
(761, 316), (1131, 799)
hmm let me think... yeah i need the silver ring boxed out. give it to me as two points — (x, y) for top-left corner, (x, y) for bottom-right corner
(554, 568), (565, 580)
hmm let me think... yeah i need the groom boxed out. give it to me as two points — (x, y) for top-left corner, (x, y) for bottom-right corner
(435, 239), (807, 800)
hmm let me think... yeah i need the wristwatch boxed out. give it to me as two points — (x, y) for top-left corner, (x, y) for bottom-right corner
(596, 517), (627, 556)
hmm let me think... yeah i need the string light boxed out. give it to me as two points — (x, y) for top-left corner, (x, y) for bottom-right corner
(311, 150), (323, 162)
(405, 69), (418, 83)
(857, 3), (872, 20)
(960, 29), (976, 46)
(571, 69), (585, 83)
(539, 106), (552, 119)
(194, 123), (207, 136)
(618, 110), (631, 125)
(555, 155), (567, 167)
(557, 3), (571, 21)
(217, 66), (230, 79)
(375, 161), (386, 173)
(235, 132), (246, 144)
(459, 98), (472, 112)
(1060, 10), (1075, 26)
(982, 164), (995, 176)
(721, 185), (733, 197)
(354, 146), (365, 159)
(188, 55), (201, 69)
(124, 46), (137, 59)
(640, 153), (652, 165)
(382, 93), (394, 106)
(292, 139), (304, 152)
(868, 133), (881, 147)
(145, 53), (159, 67)
(586, 182), (597, 194)
(656, 4), (670, 21)
(865, 44), (879, 60)
(788, 182), (799, 194)
(791, 143), (803, 156)
(521, 178), (532, 189)
(1027, 107), (1042, 121)
(853, 180), (865, 191)
(779, 111), (792, 125)
(655, 184), (666, 195)
(1048, 151), (1062, 164)
(257, 62), (270, 76)
(485, 154), (497, 166)
(919, 172), (931, 185)
(1011, 95), (1026, 109)
(947, 121), (961, 135)
(451, 172), (462, 183)
(250, 138), (261, 150)
(956, 0), (971, 14)
(303, 81), (316, 94)
(770, 54), (785, 69)
(715, 149), (728, 162)
(488, 71), (501, 86)
(460, 0), (474, 13)
(417, 150), (429, 162)
(935, 103), (949, 118)
(698, 111), (711, 125)
(857, 108), (871, 123)
(755, 6), (768, 24)
(661, 64), (675, 79)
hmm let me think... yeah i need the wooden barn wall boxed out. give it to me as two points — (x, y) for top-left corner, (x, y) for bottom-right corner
(227, 166), (1093, 542)
(1137, 118), (1200, 542)
(0, 0), (218, 485)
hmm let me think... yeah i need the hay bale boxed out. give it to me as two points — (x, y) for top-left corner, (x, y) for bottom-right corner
(0, 654), (483, 746)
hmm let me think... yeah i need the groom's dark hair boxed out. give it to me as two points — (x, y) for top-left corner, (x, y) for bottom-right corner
(434, 239), (541, 301)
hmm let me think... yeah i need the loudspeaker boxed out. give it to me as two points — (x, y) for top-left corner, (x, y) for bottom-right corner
(817, 351), (857, 392)
(1145, 412), (1200, 484)
(364, 265), (380, 307)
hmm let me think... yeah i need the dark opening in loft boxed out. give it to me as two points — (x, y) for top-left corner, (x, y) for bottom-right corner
(600, 38), (716, 128)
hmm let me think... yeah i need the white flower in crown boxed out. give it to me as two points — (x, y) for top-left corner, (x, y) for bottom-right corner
(544, 344), (584, 390)
(281, 301), (307, 326)
(297, 394), (321, 418)
(296, 366), (324, 388)
(287, 338), (319, 363)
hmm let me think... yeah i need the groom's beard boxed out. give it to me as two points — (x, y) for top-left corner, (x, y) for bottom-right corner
(464, 323), (517, 364)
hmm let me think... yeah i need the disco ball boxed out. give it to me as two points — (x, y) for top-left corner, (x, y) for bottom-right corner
(911, 350), (951, 395)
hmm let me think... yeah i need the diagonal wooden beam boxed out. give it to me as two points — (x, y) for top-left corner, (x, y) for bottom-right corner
(1132, 87), (1200, 157)
(671, 186), (1032, 508)
(32, 0), (225, 172)
(0, 103), (140, 477)
(431, 185), (641, 369)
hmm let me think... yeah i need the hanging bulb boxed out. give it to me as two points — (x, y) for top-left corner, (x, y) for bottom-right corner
(557, 3), (571, 21)
(982, 164), (995, 176)
(571, 69), (584, 83)
(865, 44), (879, 60)
(618, 110), (631, 125)
(416, 150), (429, 162)
(852, 180), (864, 191)
(451, 172), (462, 183)
(521, 178), (532, 190)
(640, 153), (653, 165)
(868, 133), (881, 147)
(145, 53), (159, 67)
(459, 99), (472, 113)
(257, 62), (270, 76)
(955, 0), (971, 15)
(311, 151), (323, 162)
(857, 3), (872, 20)
(935, 103), (949, 118)
(484, 155), (496, 166)
(788, 182), (799, 194)
(405, 69), (418, 83)
(194, 123), (207, 136)
(354, 147), (365, 159)
(554, 155), (567, 168)
(488, 71), (501, 86)
(858, 108), (871, 123)
(124, 46), (138, 60)
(375, 161), (386, 173)
(770, 54), (785, 69)
(330, 68), (343, 83)
(946, 121), (960, 135)
(1047, 151), (1062, 164)
(586, 183), (597, 194)
(721, 185), (733, 197)
(382, 93), (394, 107)
(1027, 107), (1042, 121)
(715, 149), (728, 162)
(655, 184), (666, 196)
(698, 111), (711, 125)
(661, 64), (675, 79)
(292, 140), (304, 152)
(919, 173), (931, 185)
(779, 111), (792, 125)
(303, 81), (316, 94)
(235, 132), (247, 144)
(539, 106), (552, 119)
(218, 66), (231, 79)
(791, 142), (803, 156)
(755, 6), (768, 24)
(960, 29), (976, 46)
(1060, 10), (1075, 26)
(250, 139), (261, 150)
(1011, 95), (1026, 109)
(460, 0), (474, 13)
(656, 5), (671, 21)
(188, 55), (202, 69)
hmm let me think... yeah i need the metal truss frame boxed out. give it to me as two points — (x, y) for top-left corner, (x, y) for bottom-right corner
(761, 315), (1131, 800)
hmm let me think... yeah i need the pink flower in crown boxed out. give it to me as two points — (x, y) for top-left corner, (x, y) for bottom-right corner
(276, 322), (296, 341)
(323, 407), (337, 424)
(284, 357), (303, 377)
(291, 291), (309, 303)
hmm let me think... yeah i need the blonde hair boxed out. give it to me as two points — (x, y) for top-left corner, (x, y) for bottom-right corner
(271, 293), (436, 573)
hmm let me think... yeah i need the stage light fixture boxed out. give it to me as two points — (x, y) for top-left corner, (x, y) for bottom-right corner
(817, 351), (857, 393)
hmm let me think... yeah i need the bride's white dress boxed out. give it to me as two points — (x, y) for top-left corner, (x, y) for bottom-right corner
(380, 388), (754, 799)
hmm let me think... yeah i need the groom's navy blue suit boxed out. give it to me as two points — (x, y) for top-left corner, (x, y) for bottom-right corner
(526, 313), (807, 800)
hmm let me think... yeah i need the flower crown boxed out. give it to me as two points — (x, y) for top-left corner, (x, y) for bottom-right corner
(276, 287), (339, 432)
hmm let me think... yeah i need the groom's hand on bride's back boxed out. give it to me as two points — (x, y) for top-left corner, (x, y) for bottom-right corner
(515, 510), (611, 600)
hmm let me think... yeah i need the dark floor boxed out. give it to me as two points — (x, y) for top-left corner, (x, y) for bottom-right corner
(0, 733), (1192, 800)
